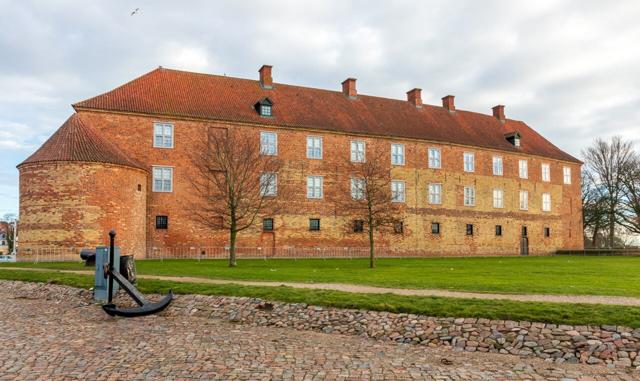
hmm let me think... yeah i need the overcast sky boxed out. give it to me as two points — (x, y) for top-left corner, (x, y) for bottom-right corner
(1, 0), (639, 215)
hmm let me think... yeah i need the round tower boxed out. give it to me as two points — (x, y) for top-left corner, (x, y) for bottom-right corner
(17, 113), (148, 257)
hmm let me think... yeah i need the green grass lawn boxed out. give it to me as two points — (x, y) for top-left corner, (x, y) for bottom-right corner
(2, 268), (640, 328)
(3, 256), (640, 297)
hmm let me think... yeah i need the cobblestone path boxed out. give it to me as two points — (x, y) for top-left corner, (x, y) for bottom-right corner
(0, 281), (637, 380)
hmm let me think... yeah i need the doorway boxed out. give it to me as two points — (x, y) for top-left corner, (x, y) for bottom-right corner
(520, 226), (529, 256)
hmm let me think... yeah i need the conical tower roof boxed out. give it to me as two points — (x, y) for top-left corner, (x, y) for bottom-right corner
(19, 113), (146, 171)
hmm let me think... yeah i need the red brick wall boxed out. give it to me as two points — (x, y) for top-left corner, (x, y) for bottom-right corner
(74, 110), (583, 256)
(18, 162), (147, 256)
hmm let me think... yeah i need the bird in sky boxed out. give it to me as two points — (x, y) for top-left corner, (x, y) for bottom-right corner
(131, 8), (140, 16)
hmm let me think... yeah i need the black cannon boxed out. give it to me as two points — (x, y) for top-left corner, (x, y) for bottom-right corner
(101, 230), (173, 317)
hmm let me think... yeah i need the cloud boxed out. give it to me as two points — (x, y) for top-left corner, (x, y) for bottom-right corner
(1, 0), (640, 214)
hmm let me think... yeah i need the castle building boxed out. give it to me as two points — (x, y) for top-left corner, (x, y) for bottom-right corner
(17, 65), (583, 257)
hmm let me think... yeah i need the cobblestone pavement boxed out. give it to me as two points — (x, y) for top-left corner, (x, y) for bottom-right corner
(0, 282), (638, 380)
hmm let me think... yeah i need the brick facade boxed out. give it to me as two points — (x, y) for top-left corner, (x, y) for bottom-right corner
(18, 67), (583, 257)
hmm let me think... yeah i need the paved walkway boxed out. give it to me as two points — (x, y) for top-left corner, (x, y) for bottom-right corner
(3, 266), (640, 306)
(1, 280), (636, 380)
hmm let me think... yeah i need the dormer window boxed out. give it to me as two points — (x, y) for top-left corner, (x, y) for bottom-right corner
(255, 98), (273, 117)
(505, 132), (522, 147)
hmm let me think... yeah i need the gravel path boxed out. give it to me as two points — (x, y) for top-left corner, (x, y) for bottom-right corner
(3, 266), (640, 306)
(1, 280), (637, 380)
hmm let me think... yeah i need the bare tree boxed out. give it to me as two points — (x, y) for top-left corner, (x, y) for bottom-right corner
(1, 213), (17, 253)
(582, 137), (635, 248)
(581, 171), (608, 247)
(336, 149), (402, 269)
(621, 155), (640, 235)
(189, 128), (284, 267)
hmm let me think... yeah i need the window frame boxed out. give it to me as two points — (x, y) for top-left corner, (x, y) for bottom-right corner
(309, 218), (321, 231)
(431, 222), (440, 235)
(466, 224), (474, 236)
(306, 136), (323, 159)
(428, 183), (442, 205)
(463, 152), (475, 173)
(153, 122), (174, 149)
(492, 156), (503, 176)
(260, 131), (278, 156)
(391, 180), (406, 203)
(260, 172), (278, 197)
(155, 215), (168, 230)
(542, 192), (551, 212)
(563, 166), (572, 184)
(393, 221), (404, 234)
(428, 147), (441, 169)
(519, 159), (528, 179)
(541, 163), (551, 182)
(350, 178), (366, 200)
(463, 186), (475, 206)
(493, 188), (504, 209)
(544, 227), (551, 238)
(495, 224), (502, 236)
(152, 166), (173, 193)
(306, 175), (324, 199)
(353, 220), (364, 233)
(391, 143), (405, 166)
(260, 104), (272, 117)
(519, 190), (529, 210)
(262, 218), (274, 232)
(350, 140), (366, 163)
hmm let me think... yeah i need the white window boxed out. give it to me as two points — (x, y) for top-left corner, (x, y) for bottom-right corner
(351, 178), (365, 200)
(463, 152), (475, 172)
(428, 148), (441, 169)
(350, 140), (365, 162)
(541, 163), (551, 182)
(519, 160), (528, 179)
(519, 190), (529, 210)
(260, 104), (272, 117)
(391, 143), (405, 165)
(492, 156), (503, 176)
(260, 132), (277, 155)
(260, 172), (277, 196)
(153, 122), (174, 148)
(428, 183), (442, 205)
(563, 167), (572, 184)
(152, 167), (173, 192)
(307, 176), (323, 199)
(542, 193), (551, 212)
(463, 186), (475, 206)
(493, 188), (504, 208)
(307, 136), (322, 159)
(391, 181), (405, 203)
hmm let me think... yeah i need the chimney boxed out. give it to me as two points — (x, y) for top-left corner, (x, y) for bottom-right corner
(342, 78), (357, 99)
(406, 88), (422, 108)
(492, 105), (505, 122)
(259, 65), (273, 89)
(442, 95), (455, 111)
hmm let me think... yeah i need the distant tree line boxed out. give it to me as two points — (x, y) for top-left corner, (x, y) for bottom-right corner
(582, 137), (640, 248)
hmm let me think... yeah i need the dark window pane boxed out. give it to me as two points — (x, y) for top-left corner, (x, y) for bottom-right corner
(156, 215), (168, 229)
(544, 227), (550, 237)
(466, 224), (474, 236)
(309, 218), (320, 231)
(394, 221), (403, 234)
(263, 218), (274, 232)
(495, 225), (502, 236)
(431, 222), (440, 234)
(353, 220), (364, 233)
(522, 226), (528, 237)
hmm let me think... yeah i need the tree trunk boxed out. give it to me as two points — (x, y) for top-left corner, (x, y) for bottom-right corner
(609, 207), (615, 248)
(368, 223), (375, 269)
(591, 225), (599, 248)
(229, 228), (237, 267)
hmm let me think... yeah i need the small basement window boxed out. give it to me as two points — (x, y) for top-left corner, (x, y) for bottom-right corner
(393, 221), (404, 234)
(353, 220), (364, 233)
(431, 222), (440, 235)
(263, 218), (274, 232)
(156, 216), (168, 230)
(466, 224), (474, 236)
(495, 225), (502, 236)
(544, 227), (551, 237)
(309, 218), (320, 231)
(255, 98), (273, 117)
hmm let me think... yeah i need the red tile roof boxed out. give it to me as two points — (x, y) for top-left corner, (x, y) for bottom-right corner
(18, 113), (146, 170)
(73, 67), (580, 163)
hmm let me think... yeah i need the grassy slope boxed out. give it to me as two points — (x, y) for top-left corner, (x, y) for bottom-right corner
(4, 256), (640, 297)
(1, 268), (640, 327)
